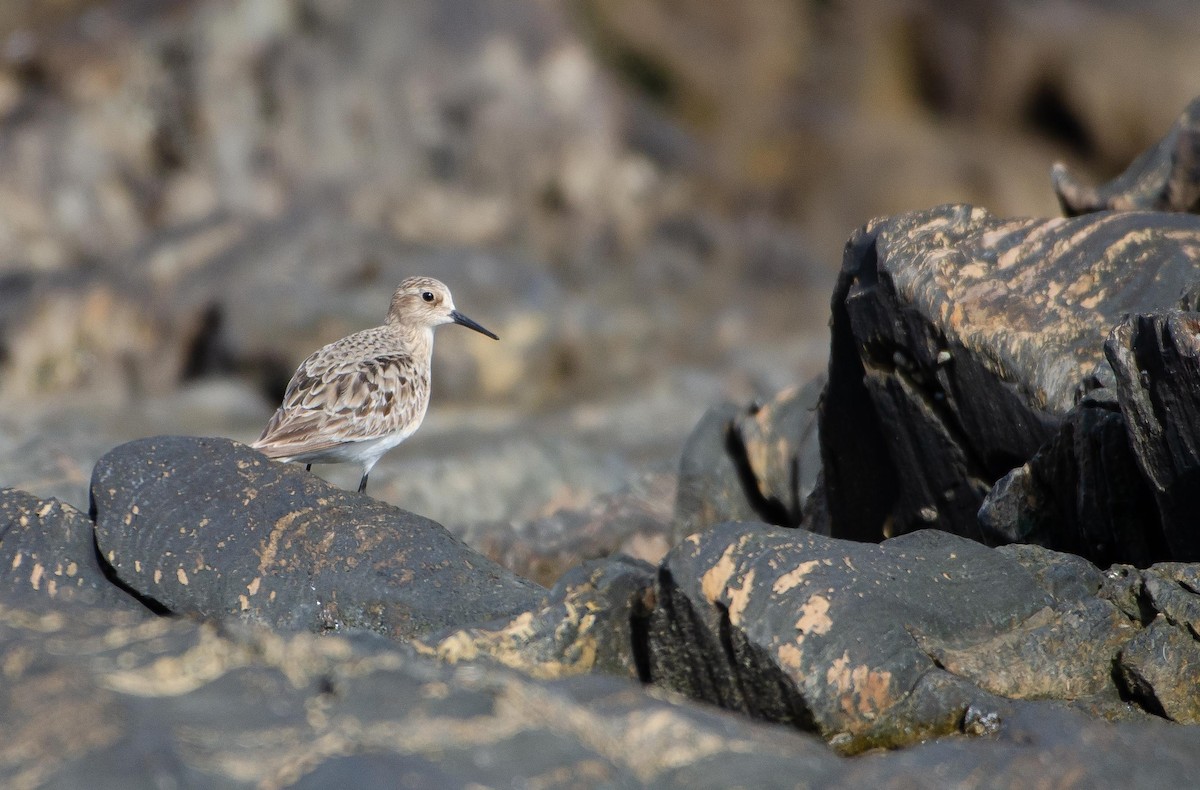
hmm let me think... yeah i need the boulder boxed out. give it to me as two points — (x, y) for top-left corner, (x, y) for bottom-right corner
(90, 436), (544, 640)
(1053, 95), (1200, 216)
(0, 488), (145, 611)
(1106, 311), (1200, 559)
(646, 521), (1147, 752)
(673, 376), (824, 542)
(0, 598), (843, 789)
(822, 203), (1200, 560)
(417, 554), (656, 680)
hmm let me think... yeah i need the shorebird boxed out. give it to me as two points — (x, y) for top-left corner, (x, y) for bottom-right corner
(252, 276), (498, 493)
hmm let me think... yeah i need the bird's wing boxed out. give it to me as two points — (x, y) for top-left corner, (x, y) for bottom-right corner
(252, 348), (425, 458)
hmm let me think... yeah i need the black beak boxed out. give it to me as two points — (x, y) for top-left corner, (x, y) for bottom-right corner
(451, 310), (499, 340)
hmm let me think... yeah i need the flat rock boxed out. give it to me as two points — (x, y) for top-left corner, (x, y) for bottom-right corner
(821, 203), (1200, 554)
(646, 522), (1145, 752)
(90, 436), (544, 640)
(0, 487), (145, 611)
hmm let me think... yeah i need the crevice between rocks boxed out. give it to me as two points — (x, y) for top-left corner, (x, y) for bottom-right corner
(90, 525), (172, 617)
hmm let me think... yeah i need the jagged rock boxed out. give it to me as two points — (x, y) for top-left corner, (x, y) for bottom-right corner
(1053, 96), (1200, 216)
(978, 392), (1162, 568)
(4, 595), (1198, 788)
(90, 436), (544, 640)
(417, 554), (655, 680)
(838, 701), (1200, 787)
(646, 522), (1146, 752)
(0, 488), (145, 611)
(1117, 616), (1200, 723)
(1106, 311), (1200, 560)
(822, 203), (1200, 559)
(672, 376), (824, 542)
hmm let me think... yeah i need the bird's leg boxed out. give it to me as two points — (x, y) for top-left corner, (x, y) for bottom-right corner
(358, 473), (369, 493)
(305, 464), (312, 472)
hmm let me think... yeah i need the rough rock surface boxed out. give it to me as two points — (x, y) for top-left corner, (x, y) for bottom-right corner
(0, 488), (145, 611)
(646, 521), (1155, 753)
(4, 581), (1200, 787)
(0, 599), (843, 789)
(418, 554), (656, 680)
(1106, 311), (1200, 559)
(1054, 95), (1200, 216)
(977, 389), (1162, 568)
(90, 436), (544, 639)
(673, 376), (824, 542)
(822, 203), (1200, 558)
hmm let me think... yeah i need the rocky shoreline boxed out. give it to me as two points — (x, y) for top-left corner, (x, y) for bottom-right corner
(9, 101), (1200, 781)
(6, 1), (1200, 786)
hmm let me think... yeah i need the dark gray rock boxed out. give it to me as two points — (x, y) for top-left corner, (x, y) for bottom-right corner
(672, 401), (761, 542)
(0, 487), (145, 611)
(1054, 95), (1200, 216)
(418, 553), (656, 680)
(646, 521), (1147, 752)
(0, 598), (843, 789)
(1106, 311), (1200, 560)
(673, 376), (824, 542)
(1117, 615), (1200, 723)
(90, 436), (544, 640)
(839, 701), (1200, 788)
(822, 203), (1200, 560)
(978, 393), (1163, 567)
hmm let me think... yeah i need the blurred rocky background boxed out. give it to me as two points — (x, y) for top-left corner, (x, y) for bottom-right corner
(2, 0), (1199, 580)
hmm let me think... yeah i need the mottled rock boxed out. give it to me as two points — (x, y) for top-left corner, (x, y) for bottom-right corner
(672, 401), (761, 542)
(840, 701), (1200, 788)
(1106, 311), (1200, 560)
(1054, 96), (1200, 216)
(823, 204), (1200, 557)
(0, 488), (144, 611)
(646, 522), (1145, 752)
(418, 554), (655, 680)
(0, 599), (841, 789)
(90, 436), (544, 640)
(978, 392), (1163, 568)
(673, 377), (824, 542)
(1117, 616), (1200, 723)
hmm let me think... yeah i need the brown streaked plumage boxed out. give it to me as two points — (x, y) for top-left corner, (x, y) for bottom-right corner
(252, 277), (498, 493)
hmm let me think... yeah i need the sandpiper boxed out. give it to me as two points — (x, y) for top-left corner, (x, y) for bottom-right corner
(252, 276), (498, 493)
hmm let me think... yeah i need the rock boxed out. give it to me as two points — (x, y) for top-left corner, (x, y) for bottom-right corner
(0, 598), (843, 789)
(731, 376), (824, 530)
(417, 554), (656, 680)
(455, 472), (675, 587)
(672, 376), (824, 542)
(1106, 311), (1200, 560)
(840, 701), (1200, 787)
(90, 436), (544, 640)
(672, 401), (762, 542)
(1054, 96), (1200, 216)
(0, 488), (145, 611)
(822, 204), (1200, 557)
(646, 521), (1146, 752)
(978, 392), (1163, 568)
(1117, 616), (1200, 723)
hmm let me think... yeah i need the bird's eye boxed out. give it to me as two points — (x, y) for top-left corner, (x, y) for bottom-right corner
(421, 291), (435, 303)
